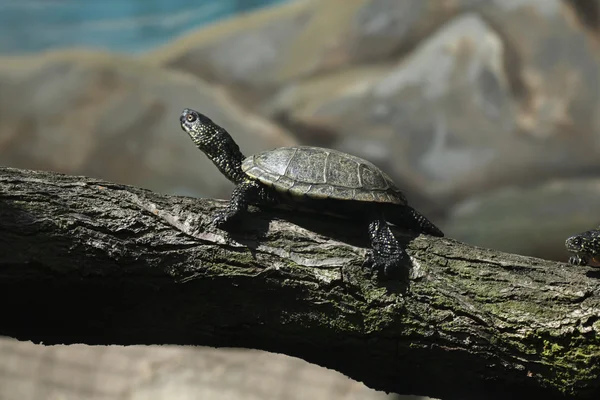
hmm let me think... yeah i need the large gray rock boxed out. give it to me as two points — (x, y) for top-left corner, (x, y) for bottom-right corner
(0, 51), (295, 198)
(0, 338), (412, 400)
(145, 0), (314, 89)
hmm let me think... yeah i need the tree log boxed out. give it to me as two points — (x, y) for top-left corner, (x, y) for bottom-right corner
(0, 166), (599, 400)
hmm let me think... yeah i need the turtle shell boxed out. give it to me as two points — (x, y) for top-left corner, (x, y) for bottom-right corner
(242, 146), (407, 204)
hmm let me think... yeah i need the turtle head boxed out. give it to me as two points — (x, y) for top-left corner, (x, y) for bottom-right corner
(565, 230), (600, 253)
(180, 108), (220, 150)
(179, 108), (246, 184)
(565, 234), (584, 253)
(565, 229), (600, 266)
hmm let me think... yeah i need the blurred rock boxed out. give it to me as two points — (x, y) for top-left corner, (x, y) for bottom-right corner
(262, 0), (600, 204)
(145, 0), (314, 91)
(0, 50), (295, 198)
(444, 178), (600, 261)
(146, 0), (462, 91)
(0, 338), (417, 400)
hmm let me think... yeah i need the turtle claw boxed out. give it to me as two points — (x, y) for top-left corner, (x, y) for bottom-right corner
(568, 255), (588, 266)
(362, 252), (407, 281)
(361, 252), (377, 276)
(211, 212), (233, 228)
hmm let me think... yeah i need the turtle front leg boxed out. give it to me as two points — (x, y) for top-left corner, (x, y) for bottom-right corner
(365, 215), (410, 279)
(568, 254), (589, 266)
(213, 180), (276, 227)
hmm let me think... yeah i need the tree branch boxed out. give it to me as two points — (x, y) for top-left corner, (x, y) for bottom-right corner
(1, 166), (599, 400)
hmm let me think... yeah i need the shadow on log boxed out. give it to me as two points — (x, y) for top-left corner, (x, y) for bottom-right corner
(0, 166), (599, 400)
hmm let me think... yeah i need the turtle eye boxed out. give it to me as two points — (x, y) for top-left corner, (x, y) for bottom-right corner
(186, 113), (197, 123)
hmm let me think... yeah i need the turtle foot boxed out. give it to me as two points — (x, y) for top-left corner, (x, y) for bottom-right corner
(568, 255), (588, 266)
(212, 212), (235, 229)
(363, 252), (409, 281)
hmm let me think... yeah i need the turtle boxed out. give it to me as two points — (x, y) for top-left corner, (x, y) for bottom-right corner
(565, 227), (600, 267)
(179, 108), (444, 278)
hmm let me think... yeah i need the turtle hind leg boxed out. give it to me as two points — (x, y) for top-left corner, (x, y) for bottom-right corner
(386, 205), (444, 237)
(364, 214), (410, 280)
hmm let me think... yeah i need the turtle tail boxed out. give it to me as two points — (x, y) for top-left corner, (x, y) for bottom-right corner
(386, 205), (444, 237)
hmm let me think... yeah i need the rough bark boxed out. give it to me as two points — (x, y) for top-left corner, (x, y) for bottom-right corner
(0, 166), (599, 400)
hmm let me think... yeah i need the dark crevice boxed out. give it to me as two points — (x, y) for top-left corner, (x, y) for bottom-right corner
(563, 0), (600, 33)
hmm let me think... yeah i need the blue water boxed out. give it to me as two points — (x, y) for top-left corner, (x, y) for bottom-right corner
(0, 0), (290, 54)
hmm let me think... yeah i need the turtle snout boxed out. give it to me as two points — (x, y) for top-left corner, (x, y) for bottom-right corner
(179, 110), (188, 128)
(180, 108), (198, 127)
